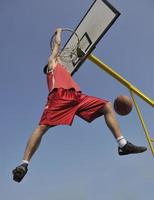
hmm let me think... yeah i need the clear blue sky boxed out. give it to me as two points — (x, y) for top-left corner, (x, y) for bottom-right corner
(1, 0), (154, 199)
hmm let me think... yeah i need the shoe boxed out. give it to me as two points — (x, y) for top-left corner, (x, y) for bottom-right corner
(12, 163), (28, 182)
(118, 142), (147, 155)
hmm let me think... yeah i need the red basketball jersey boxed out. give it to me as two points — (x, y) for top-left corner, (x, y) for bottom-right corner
(47, 63), (80, 93)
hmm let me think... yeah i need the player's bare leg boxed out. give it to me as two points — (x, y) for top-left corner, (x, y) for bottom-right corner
(23, 125), (50, 162)
(102, 102), (147, 155)
(102, 102), (122, 139)
(12, 125), (50, 182)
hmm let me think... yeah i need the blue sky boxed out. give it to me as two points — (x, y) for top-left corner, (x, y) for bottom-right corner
(1, 0), (154, 199)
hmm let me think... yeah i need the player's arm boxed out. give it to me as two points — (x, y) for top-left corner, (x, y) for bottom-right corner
(48, 28), (62, 71)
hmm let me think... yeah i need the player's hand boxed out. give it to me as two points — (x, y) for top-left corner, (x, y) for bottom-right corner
(55, 28), (62, 34)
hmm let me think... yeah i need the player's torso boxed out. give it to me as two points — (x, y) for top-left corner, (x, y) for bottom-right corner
(47, 63), (80, 93)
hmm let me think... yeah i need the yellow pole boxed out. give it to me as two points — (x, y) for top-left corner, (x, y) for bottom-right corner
(88, 54), (154, 107)
(130, 90), (154, 156)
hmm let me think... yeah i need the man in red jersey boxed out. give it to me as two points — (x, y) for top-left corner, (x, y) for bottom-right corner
(12, 28), (147, 182)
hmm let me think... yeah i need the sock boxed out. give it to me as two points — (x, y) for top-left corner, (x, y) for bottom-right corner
(117, 136), (127, 148)
(21, 160), (29, 166)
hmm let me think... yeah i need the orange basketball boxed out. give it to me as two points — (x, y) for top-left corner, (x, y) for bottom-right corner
(114, 95), (133, 116)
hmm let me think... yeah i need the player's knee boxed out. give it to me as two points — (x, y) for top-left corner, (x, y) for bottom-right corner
(38, 125), (50, 135)
(103, 102), (113, 114)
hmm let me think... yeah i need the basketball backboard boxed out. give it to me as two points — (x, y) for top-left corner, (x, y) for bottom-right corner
(60, 0), (120, 75)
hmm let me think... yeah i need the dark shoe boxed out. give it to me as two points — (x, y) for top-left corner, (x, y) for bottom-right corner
(12, 164), (28, 182)
(118, 142), (147, 155)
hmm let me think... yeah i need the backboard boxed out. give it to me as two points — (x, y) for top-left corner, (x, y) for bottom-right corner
(60, 0), (120, 75)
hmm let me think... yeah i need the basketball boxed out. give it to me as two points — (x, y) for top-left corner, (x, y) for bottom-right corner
(114, 95), (133, 116)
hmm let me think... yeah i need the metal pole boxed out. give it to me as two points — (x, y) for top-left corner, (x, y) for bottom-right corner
(88, 54), (154, 107)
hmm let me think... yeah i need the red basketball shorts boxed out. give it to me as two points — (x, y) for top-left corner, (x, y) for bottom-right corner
(39, 88), (109, 126)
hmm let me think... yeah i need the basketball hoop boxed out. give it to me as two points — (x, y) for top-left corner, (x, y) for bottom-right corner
(50, 28), (83, 63)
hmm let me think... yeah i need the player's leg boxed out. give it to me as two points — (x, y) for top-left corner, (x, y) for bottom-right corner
(23, 125), (50, 161)
(12, 125), (50, 182)
(101, 102), (147, 155)
(101, 102), (122, 139)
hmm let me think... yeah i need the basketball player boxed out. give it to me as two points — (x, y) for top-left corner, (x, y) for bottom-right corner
(12, 28), (147, 183)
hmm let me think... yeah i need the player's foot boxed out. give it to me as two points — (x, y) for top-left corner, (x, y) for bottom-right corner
(12, 163), (28, 182)
(118, 142), (147, 155)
